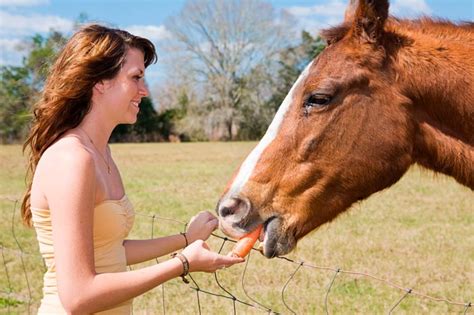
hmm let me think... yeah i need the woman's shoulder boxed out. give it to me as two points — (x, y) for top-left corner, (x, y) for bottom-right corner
(32, 132), (97, 208)
(39, 133), (94, 173)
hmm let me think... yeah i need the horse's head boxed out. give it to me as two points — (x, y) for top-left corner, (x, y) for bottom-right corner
(217, 0), (416, 258)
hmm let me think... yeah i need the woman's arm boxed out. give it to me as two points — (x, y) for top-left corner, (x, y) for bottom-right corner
(123, 234), (186, 265)
(39, 145), (242, 314)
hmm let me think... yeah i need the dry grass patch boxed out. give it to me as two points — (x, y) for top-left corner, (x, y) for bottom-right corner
(0, 143), (472, 314)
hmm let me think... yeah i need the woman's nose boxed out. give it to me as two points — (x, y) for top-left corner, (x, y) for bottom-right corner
(139, 81), (149, 97)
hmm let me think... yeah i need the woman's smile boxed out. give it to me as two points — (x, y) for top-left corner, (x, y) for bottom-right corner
(131, 100), (140, 112)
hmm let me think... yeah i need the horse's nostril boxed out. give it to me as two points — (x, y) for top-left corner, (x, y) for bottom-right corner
(219, 198), (240, 217)
(218, 196), (250, 221)
(220, 205), (235, 217)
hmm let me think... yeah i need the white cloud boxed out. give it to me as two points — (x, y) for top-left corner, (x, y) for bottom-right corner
(0, 0), (49, 6)
(0, 38), (22, 51)
(284, 0), (433, 35)
(0, 38), (26, 65)
(0, 10), (72, 65)
(284, 0), (346, 34)
(391, 0), (432, 17)
(0, 10), (73, 36)
(125, 25), (172, 42)
(286, 0), (346, 18)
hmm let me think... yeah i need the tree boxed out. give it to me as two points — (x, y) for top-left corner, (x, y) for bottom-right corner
(0, 31), (68, 143)
(267, 31), (326, 113)
(111, 97), (185, 142)
(23, 32), (68, 91)
(0, 66), (33, 143)
(165, 0), (295, 140)
(236, 63), (277, 140)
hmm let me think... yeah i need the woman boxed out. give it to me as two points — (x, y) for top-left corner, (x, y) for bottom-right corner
(21, 24), (243, 314)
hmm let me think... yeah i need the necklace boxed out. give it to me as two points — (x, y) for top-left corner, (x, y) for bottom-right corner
(79, 127), (111, 174)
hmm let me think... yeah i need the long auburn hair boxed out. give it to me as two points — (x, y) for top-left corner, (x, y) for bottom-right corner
(21, 24), (157, 226)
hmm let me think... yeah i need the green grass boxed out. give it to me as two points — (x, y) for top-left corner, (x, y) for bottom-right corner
(0, 143), (472, 314)
(0, 296), (24, 308)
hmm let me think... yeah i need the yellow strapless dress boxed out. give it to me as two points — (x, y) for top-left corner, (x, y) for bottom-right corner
(31, 195), (135, 314)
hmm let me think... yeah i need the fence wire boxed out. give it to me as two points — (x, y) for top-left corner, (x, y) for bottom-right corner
(0, 197), (472, 314)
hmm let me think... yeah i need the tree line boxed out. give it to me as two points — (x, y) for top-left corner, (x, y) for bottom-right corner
(0, 0), (325, 144)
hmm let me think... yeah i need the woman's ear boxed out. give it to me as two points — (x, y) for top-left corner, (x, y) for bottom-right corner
(93, 80), (107, 94)
(94, 80), (111, 94)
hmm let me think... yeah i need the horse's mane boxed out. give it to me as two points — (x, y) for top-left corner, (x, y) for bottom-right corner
(393, 17), (474, 43)
(320, 23), (351, 45)
(320, 17), (474, 45)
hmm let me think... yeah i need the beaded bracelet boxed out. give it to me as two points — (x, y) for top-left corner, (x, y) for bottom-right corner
(171, 252), (190, 284)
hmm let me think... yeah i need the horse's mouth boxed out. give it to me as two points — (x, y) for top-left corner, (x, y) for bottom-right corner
(261, 216), (296, 258)
(219, 214), (296, 258)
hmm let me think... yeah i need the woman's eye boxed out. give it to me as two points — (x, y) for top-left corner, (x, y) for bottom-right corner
(305, 94), (332, 108)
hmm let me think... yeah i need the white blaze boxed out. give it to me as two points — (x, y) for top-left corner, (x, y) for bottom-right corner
(225, 61), (314, 199)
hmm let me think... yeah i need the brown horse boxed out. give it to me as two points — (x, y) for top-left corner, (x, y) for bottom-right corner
(217, 0), (473, 258)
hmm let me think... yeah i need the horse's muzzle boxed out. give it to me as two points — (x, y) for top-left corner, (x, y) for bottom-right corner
(217, 195), (260, 238)
(217, 196), (296, 258)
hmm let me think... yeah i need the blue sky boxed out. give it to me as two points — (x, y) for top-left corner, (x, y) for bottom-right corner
(1, 0), (473, 85)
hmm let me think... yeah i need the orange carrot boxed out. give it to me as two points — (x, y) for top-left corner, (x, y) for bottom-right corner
(228, 225), (263, 258)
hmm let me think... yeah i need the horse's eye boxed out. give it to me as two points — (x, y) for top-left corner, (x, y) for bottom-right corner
(305, 94), (332, 108)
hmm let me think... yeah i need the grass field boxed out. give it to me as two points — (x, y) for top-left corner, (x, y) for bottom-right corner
(0, 142), (472, 314)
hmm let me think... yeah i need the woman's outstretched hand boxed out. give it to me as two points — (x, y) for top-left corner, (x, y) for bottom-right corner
(182, 240), (244, 273)
(182, 211), (243, 272)
(186, 211), (218, 243)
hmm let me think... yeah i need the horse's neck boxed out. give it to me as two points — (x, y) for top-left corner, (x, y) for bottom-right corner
(395, 25), (474, 142)
(394, 24), (474, 188)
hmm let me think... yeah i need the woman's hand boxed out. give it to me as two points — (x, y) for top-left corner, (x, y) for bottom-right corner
(186, 211), (218, 243)
(181, 240), (244, 273)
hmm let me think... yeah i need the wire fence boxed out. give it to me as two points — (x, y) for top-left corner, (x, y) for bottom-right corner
(0, 196), (472, 314)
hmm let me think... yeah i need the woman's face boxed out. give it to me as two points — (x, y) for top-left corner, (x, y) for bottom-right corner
(97, 48), (149, 125)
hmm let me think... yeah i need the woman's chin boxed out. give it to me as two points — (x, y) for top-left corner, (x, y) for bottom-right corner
(120, 115), (138, 125)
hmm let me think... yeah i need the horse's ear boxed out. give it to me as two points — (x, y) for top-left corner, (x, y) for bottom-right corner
(350, 0), (389, 43)
(344, 0), (359, 23)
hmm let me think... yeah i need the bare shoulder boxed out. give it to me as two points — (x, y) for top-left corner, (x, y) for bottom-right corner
(31, 134), (96, 208)
(40, 135), (93, 171)
(34, 134), (96, 189)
